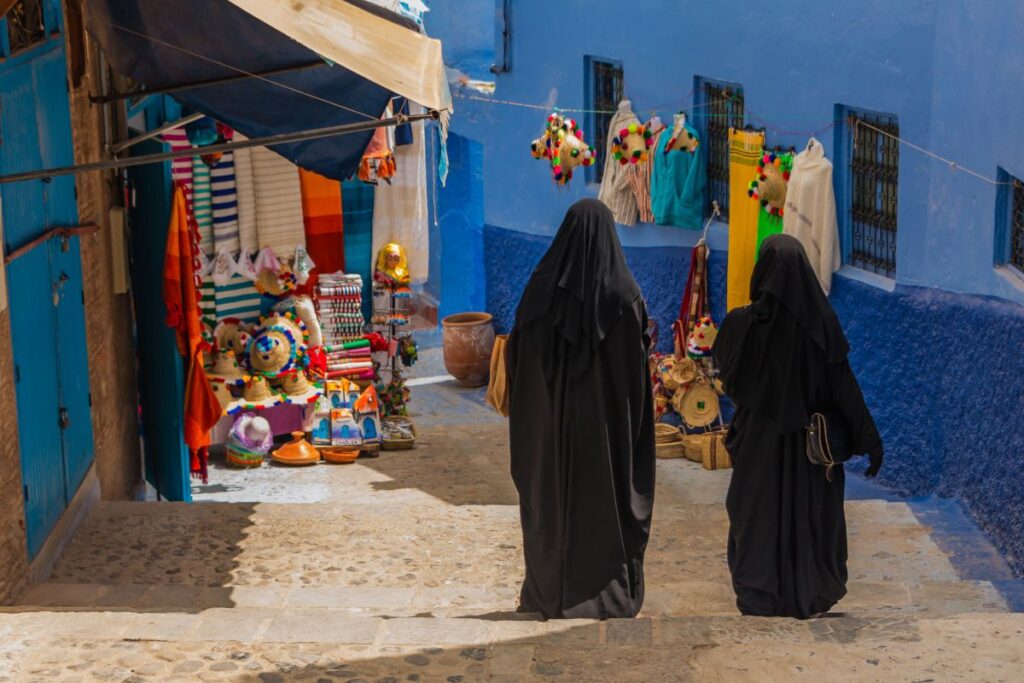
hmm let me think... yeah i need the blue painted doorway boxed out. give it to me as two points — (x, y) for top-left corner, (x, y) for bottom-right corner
(0, 20), (96, 556)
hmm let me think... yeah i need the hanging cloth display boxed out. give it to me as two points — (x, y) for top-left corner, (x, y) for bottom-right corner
(597, 100), (641, 225)
(161, 126), (194, 210)
(232, 134), (259, 255)
(163, 183), (221, 481)
(726, 128), (765, 310)
(372, 104), (429, 283)
(783, 138), (841, 295)
(650, 113), (705, 229)
(357, 121), (397, 183)
(673, 242), (709, 359)
(299, 168), (344, 291)
(191, 156), (215, 254)
(215, 274), (263, 325)
(251, 146), (306, 258)
(210, 150), (241, 253)
(626, 118), (665, 223)
(749, 149), (794, 257)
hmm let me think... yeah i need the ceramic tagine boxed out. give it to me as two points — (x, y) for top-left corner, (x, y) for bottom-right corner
(271, 431), (321, 466)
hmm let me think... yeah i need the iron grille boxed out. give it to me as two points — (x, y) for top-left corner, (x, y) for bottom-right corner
(5, 0), (45, 54)
(590, 60), (623, 184)
(848, 112), (899, 278)
(1011, 178), (1024, 272)
(703, 83), (744, 221)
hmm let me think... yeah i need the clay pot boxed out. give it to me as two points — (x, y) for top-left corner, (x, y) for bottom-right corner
(442, 312), (495, 387)
(271, 431), (321, 466)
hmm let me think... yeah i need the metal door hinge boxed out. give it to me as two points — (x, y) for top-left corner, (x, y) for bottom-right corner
(58, 407), (70, 430)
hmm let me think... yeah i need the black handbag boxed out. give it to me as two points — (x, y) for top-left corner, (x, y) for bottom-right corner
(805, 410), (853, 481)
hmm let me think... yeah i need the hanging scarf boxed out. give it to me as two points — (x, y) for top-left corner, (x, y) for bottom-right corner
(673, 241), (709, 359)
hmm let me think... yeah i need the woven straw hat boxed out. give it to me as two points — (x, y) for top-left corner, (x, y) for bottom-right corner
(256, 264), (298, 297)
(280, 371), (322, 405)
(227, 376), (282, 414)
(670, 357), (698, 386)
(673, 380), (720, 427)
(207, 349), (245, 386)
(215, 318), (253, 359)
(209, 380), (236, 413)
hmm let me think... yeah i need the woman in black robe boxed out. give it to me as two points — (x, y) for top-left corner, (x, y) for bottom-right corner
(507, 198), (655, 619)
(713, 234), (883, 619)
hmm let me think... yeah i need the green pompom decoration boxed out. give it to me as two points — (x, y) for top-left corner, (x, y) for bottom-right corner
(552, 157), (561, 165)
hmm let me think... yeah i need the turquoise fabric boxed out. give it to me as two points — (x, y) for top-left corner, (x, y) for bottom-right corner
(650, 125), (707, 230)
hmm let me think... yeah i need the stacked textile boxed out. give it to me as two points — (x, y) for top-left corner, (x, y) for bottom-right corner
(323, 337), (374, 380)
(316, 272), (365, 348)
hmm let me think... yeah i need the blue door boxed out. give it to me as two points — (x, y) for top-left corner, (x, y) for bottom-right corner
(0, 35), (95, 555)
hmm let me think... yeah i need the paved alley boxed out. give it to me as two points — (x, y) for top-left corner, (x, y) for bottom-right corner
(1, 351), (1023, 681)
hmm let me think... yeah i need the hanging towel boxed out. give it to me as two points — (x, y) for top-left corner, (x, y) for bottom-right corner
(251, 145), (306, 257)
(299, 168), (345, 291)
(726, 128), (765, 311)
(214, 274), (263, 325)
(783, 138), (841, 295)
(233, 134), (258, 254)
(210, 151), (240, 252)
(199, 279), (217, 332)
(372, 104), (429, 282)
(757, 211), (784, 258)
(597, 100), (640, 226)
(161, 128), (193, 209)
(342, 181), (375, 321)
(651, 123), (706, 229)
(163, 184), (221, 479)
(191, 157), (215, 254)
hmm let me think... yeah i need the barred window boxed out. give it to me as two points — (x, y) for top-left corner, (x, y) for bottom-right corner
(585, 57), (623, 184)
(695, 80), (744, 221)
(998, 172), (1024, 274)
(3, 0), (46, 55)
(847, 110), (899, 278)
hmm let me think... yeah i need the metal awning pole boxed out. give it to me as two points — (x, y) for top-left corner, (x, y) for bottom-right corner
(89, 61), (327, 105)
(110, 112), (205, 154)
(0, 111), (439, 185)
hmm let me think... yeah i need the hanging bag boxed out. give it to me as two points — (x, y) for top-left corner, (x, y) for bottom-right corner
(486, 334), (510, 417)
(673, 242), (709, 359)
(805, 409), (853, 481)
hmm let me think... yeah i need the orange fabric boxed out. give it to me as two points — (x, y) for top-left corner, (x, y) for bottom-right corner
(164, 184), (222, 465)
(298, 168), (344, 292)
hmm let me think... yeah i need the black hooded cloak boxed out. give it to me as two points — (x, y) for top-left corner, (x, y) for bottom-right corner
(507, 199), (655, 619)
(713, 234), (883, 618)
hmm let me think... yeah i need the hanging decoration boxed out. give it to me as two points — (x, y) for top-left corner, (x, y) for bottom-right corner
(748, 150), (794, 217)
(530, 112), (595, 185)
(611, 122), (655, 165)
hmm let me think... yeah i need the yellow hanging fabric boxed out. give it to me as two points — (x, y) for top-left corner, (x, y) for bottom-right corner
(726, 128), (765, 311)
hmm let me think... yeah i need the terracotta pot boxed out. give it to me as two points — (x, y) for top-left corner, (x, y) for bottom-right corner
(442, 312), (495, 388)
(271, 431), (321, 466)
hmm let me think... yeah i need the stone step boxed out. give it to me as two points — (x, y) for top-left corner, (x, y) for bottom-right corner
(46, 500), (963, 590)
(10, 578), (1012, 620)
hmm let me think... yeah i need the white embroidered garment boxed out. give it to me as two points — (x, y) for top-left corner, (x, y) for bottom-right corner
(597, 100), (640, 226)
(783, 138), (842, 294)
(372, 104), (429, 282)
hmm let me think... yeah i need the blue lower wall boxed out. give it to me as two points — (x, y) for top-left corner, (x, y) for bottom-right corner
(484, 224), (1024, 575)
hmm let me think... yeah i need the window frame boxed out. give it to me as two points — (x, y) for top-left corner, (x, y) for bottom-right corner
(0, 0), (54, 58)
(692, 76), (745, 222)
(583, 55), (623, 185)
(834, 104), (900, 281)
(994, 167), (1024, 278)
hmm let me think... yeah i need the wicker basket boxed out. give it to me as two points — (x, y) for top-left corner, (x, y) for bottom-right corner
(381, 415), (417, 450)
(680, 427), (731, 470)
(655, 423), (686, 459)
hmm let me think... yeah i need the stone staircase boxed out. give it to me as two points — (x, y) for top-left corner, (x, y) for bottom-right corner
(2, 403), (1023, 680)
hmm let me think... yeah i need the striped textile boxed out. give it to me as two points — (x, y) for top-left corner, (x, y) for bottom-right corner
(161, 128), (193, 208)
(198, 279), (217, 332)
(251, 146), (305, 256)
(299, 168), (344, 292)
(191, 157), (215, 253)
(210, 151), (240, 252)
(233, 135), (259, 254)
(342, 180), (375, 321)
(214, 274), (262, 325)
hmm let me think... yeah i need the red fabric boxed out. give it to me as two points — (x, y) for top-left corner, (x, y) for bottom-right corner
(673, 242), (709, 358)
(297, 168), (344, 293)
(164, 183), (222, 480)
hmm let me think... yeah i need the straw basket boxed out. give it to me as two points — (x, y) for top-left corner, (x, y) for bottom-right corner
(655, 423), (686, 459)
(681, 427), (731, 470)
(381, 415), (417, 450)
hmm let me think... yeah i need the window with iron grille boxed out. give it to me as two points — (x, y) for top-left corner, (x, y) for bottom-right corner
(694, 79), (744, 221)
(3, 0), (46, 55)
(996, 170), (1024, 275)
(584, 57), (623, 184)
(845, 110), (899, 278)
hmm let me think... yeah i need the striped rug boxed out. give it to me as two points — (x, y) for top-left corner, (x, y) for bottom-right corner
(192, 157), (214, 254)
(251, 146), (305, 256)
(210, 151), (240, 252)
(214, 274), (262, 325)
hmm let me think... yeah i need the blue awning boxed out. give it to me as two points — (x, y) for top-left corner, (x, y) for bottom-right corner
(86, 0), (433, 180)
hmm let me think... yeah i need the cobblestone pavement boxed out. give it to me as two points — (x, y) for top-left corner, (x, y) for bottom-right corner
(2, 359), (1023, 681)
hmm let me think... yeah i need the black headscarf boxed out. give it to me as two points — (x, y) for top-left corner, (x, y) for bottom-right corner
(514, 198), (642, 379)
(714, 234), (849, 431)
